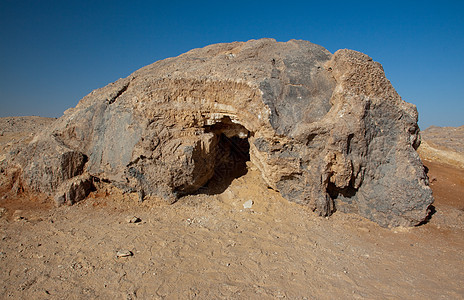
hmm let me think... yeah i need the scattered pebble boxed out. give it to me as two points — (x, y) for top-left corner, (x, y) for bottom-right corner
(243, 200), (253, 209)
(13, 210), (27, 222)
(116, 250), (133, 258)
(14, 215), (27, 222)
(126, 216), (141, 223)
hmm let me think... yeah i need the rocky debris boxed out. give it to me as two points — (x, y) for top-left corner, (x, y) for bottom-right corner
(116, 250), (133, 258)
(1, 39), (433, 227)
(0, 166), (23, 198)
(54, 174), (94, 206)
(125, 216), (141, 223)
(12, 210), (27, 222)
(126, 291), (137, 300)
(0, 117), (55, 189)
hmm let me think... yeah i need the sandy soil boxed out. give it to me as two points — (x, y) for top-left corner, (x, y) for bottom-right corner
(0, 119), (463, 299)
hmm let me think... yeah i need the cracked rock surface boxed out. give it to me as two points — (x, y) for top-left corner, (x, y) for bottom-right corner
(3, 39), (433, 227)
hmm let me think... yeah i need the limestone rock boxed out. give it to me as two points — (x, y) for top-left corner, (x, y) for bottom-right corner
(54, 174), (93, 206)
(243, 200), (254, 209)
(10, 137), (88, 195)
(116, 250), (133, 258)
(4, 39), (433, 227)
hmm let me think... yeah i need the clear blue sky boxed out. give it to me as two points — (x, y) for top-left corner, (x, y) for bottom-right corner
(1, 0), (463, 129)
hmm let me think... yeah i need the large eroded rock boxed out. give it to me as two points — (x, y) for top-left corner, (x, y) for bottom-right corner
(4, 39), (433, 226)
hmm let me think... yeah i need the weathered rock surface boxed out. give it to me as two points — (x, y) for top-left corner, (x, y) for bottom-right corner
(53, 174), (94, 206)
(2, 39), (433, 226)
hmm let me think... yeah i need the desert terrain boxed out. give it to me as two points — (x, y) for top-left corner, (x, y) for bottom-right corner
(0, 117), (463, 299)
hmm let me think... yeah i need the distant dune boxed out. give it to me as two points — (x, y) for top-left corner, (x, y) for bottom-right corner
(418, 125), (464, 169)
(0, 116), (56, 135)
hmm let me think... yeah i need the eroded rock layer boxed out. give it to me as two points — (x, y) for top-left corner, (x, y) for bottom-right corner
(3, 39), (433, 227)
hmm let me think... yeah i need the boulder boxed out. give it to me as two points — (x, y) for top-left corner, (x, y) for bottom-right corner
(54, 174), (94, 206)
(6, 39), (433, 227)
(14, 138), (88, 195)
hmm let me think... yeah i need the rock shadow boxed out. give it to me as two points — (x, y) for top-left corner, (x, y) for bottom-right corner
(196, 131), (250, 195)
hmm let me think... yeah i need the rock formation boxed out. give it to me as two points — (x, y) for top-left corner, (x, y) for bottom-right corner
(2, 39), (433, 227)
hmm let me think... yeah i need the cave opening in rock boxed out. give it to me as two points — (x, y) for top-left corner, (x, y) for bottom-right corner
(199, 117), (251, 195)
(326, 181), (358, 213)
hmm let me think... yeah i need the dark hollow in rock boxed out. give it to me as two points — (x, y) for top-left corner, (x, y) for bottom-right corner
(1, 38), (434, 227)
(199, 118), (251, 194)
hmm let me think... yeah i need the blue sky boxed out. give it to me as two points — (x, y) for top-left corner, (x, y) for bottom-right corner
(1, 0), (463, 129)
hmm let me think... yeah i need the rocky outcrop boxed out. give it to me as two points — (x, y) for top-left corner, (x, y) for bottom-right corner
(54, 174), (93, 206)
(3, 39), (433, 227)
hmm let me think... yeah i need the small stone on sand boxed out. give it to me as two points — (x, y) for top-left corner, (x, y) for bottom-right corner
(116, 250), (133, 258)
(243, 200), (253, 209)
(126, 216), (141, 223)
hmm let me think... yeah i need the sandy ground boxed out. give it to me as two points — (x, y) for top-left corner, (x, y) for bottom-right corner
(0, 119), (463, 299)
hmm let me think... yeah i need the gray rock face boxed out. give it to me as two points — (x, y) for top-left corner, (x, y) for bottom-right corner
(4, 39), (433, 227)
